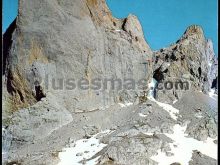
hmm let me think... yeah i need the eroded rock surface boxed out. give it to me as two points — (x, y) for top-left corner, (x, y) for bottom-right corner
(2, 0), (218, 165)
(3, 0), (152, 114)
(153, 25), (218, 103)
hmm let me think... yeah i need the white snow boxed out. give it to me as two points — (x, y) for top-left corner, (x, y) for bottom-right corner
(126, 102), (133, 106)
(172, 99), (178, 104)
(148, 78), (157, 89)
(138, 113), (148, 117)
(118, 102), (133, 107)
(209, 89), (217, 100)
(194, 114), (203, 118)
(118, 103), (126, 107)
(58, 130), (112, 165)
(147, 78), (157, 98)
(146, 78), (217, 164)
(143, 132), (154, 136)
(147, 77), (179, 120)
(147, 78), (179, 120)
(147, 96), (217, 164)
(148, 97), (179, 120)
(151, 124), (217, 165)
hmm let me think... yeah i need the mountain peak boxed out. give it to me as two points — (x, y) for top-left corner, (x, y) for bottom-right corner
(180, 25), (205, 41)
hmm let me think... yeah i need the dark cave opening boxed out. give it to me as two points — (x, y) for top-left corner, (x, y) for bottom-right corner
(153, 68), (164, 82)
(211, 77), (218, 89)
(35, 86), (46, 101)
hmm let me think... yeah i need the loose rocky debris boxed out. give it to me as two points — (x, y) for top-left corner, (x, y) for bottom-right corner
(54, 93), (216, 165)
(4, 92), (218, 165)
(58, 130), (113, 165)
(189, 150), (217, 165)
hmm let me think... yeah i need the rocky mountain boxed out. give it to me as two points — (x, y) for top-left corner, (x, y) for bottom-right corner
(153, 25), (218, 103)
(3, 0), (152, 114)
(2, 0), (218, 165)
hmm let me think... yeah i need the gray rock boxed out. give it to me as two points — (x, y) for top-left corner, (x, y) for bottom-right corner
(3, 0), (153, 114)
(97, 132), (162, 165)
(2, 0), (218, 165)
(170, 163), (181, 165)
(174, 91), (218, 140)
(189, 150), (217, 165)
(153, 25), (218, 103)
(83, 125), (100, 137)
(186, 117), (217, 141)
(166, 152), (174, 157)
(8, 95), (73, 143)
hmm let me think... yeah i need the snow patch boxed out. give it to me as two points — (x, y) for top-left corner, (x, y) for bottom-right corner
(147, 78), (157, 98)
(173, 99), (178, 104)
(143, 132), (154, 136)
(118, 102), (133, 108)
(209, 89), (217, 100)
(194, 113), (203, 118)
(58, 130), (112, 165)
(148, 97), (179, 120)
(138, 113), (148, 117)
(151, 124), (217, 165)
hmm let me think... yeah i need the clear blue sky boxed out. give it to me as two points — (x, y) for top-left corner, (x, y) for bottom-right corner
(3, 0), (18, 32)
(106, 0), (218, 55)
(3, 0), (218, 54)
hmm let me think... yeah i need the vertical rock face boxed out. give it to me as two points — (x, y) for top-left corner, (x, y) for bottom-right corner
(153, 25), (218, 103)
(4, 0), (217, 112)
(2, 1), (218, 165)
(3, 0), (153, 113)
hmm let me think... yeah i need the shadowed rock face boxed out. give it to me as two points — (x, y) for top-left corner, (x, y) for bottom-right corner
(3, 0), (153, 113)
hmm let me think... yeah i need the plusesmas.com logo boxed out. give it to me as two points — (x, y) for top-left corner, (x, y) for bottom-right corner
(30, 74), (190, 91)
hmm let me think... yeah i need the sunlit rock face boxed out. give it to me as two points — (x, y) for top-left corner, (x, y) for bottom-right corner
(3, 0), (153, 114)
(2, 1), (217, 165)
(153, 25), (218, 103)
(3, 0), (217, 113)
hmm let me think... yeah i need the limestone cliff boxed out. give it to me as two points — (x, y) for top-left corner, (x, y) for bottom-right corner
(2, 1), (218, 165)
(3, 0), (153, 114)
